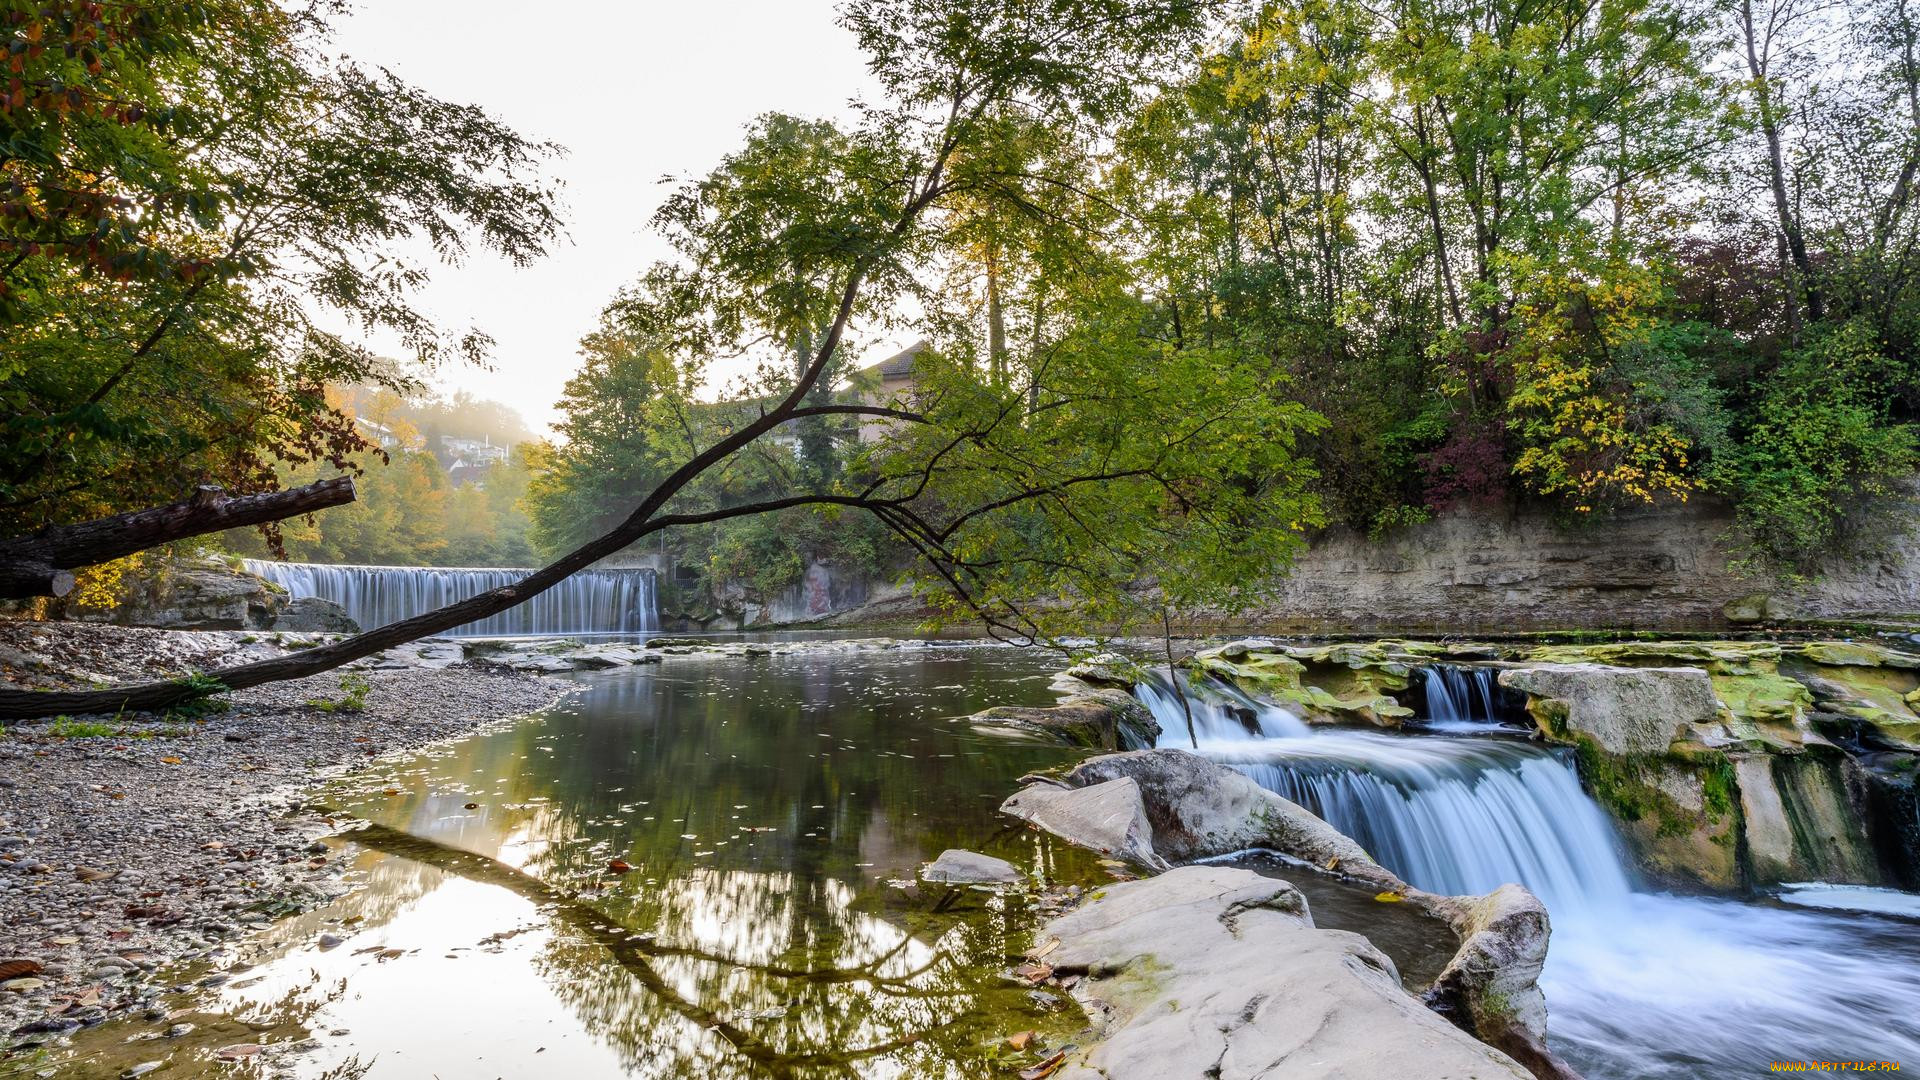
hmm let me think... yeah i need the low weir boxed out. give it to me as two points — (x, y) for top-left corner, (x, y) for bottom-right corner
(245, 560), (659, 637)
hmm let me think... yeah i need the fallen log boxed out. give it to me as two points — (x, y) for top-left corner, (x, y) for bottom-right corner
(0, 477), (356, 599)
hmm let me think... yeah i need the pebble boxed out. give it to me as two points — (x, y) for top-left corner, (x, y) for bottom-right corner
(0, 621), (565, 1036)
(166, 1022), (194, 1038)
(122, 1064), (163, 1078)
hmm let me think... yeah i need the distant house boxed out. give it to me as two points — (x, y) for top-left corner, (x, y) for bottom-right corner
(439, 435), (510, 487)
(854, 340), (925, 442)
(354, 416), (401, 449)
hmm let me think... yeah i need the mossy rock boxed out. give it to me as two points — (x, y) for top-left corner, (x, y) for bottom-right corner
(1798, 641), (1920, 669)
(1189, 648), (1308, 693)
(1265, 683), (1414, 728)
(1570, 737), (1741, 890)
(1795, 663), (1920, 750)
(1063, 652), (1147, 690)
(1709, 672), (1816, 750)
(1525, 640), (1782, 675)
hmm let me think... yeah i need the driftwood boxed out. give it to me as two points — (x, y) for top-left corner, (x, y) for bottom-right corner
(0, 477), (356, 600)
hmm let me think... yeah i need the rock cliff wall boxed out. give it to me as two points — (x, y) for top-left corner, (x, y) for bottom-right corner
(1243, 495), (1920, 632)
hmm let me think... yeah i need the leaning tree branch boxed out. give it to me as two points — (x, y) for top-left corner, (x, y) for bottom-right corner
(0, 476), (357, 600)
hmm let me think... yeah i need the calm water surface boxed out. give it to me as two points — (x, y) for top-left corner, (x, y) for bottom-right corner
(58, 646), (1111, 1079)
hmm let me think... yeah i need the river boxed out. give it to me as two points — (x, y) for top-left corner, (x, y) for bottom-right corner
(37, 643), (1920, 1078)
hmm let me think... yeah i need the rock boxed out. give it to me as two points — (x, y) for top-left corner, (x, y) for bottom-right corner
(1060, 653), (1142, 690)
(122, 1064), (164, 1078)
(1063, 749), (1373, 869)
(1189, 642), (1416, 728)
(1013, 749), (1576, 1077)
(2, 977), (45, 992)
(1733, 753), (1881, 885)
(1799, 641), (1920, 669)
(971, 690), (1160, 749)
(1500, 664), (1716, 755)
(920, 849), (1020, 885)
(1426, 884), (1570, 1079)
(1000, 778), (1169, 872)
(76, 556), (288, 630)
(316, 933), (344, 950)
(1723, 592), (1770, 624)
(269, 596), (360, 634)
(166, 1022), (195, 1038)
(1043, 866), (1534, 1080)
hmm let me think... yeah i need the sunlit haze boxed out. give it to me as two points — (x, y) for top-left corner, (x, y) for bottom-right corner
(327, 1), (878, 437)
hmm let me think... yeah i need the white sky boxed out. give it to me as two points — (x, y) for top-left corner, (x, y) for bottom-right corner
(327, 1), (879, 436)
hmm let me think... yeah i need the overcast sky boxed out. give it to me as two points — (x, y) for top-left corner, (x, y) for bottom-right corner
(327, 1), (878, 435)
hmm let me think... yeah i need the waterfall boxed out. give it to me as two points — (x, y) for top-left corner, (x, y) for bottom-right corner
(1417, 663), (1523, 733)
(1213, 735), (1631, 913)
(246, 560), (658, 637)
(1134, 668), (1920, 1077)
(1138, 673), (1627, 911)
(1135, 670), (1310, 743)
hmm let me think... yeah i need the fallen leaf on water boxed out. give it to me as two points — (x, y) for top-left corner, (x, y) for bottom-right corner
(1030, 938), (1060, 961)
(607, 859), (633, 874)
(1007, 1030), (1036, 1050)
(158, 757), (181, 765)
(1020, 1051), (1066, 1080)
(464, 802), (479, 809)
(382, 788), (402, 796)
(1373, 892), (1405, 903)
(50, 935), (79, 945)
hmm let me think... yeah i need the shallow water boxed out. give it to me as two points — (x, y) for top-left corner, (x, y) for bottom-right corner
(43, 647), (1109, 1079)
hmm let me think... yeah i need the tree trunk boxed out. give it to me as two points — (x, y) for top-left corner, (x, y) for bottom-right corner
(0, 477), (357, 599)
(1742, 0), (1825, 325)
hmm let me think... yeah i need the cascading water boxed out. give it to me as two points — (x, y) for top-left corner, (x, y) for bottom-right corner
(1136, 668), (1920, 1078)
(1134, 671), (1309, 742)
(246, 560), (659, 637)
(1418, 663), (1526, 733)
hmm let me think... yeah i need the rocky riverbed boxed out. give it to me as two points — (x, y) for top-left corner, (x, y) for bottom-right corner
(0, 622), (566, 1042)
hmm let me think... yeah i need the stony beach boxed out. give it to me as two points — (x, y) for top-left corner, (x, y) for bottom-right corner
(0, 622), (567, 1042)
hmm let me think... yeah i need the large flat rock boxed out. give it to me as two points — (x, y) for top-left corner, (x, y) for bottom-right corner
(1045, 865), (1534, 1080)
(1499, 664), (1715, 755)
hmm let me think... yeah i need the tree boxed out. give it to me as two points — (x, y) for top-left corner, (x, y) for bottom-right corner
(0, 0), (559, 535)
(0, 0), (1335, 720)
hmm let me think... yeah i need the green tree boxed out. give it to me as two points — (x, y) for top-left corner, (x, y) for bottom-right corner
(0, 0), (559, 533)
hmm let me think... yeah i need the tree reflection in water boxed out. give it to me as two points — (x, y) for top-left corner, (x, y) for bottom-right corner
(344, 821), (1066, 1078)
(199, 649), (1105, 1079)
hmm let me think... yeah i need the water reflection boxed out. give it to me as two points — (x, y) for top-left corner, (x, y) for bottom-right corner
(189, 648), (1098, 1078)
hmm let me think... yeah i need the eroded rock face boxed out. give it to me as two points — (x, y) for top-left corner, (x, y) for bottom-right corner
(1042, 866), (1535, 1080)
(1499, 664), (1716, 755)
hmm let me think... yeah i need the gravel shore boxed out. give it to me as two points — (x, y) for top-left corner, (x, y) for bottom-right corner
(0, 621), (566, 1043)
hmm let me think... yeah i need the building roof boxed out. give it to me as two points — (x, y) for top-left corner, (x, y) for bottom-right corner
(862, 340), (928, 379)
